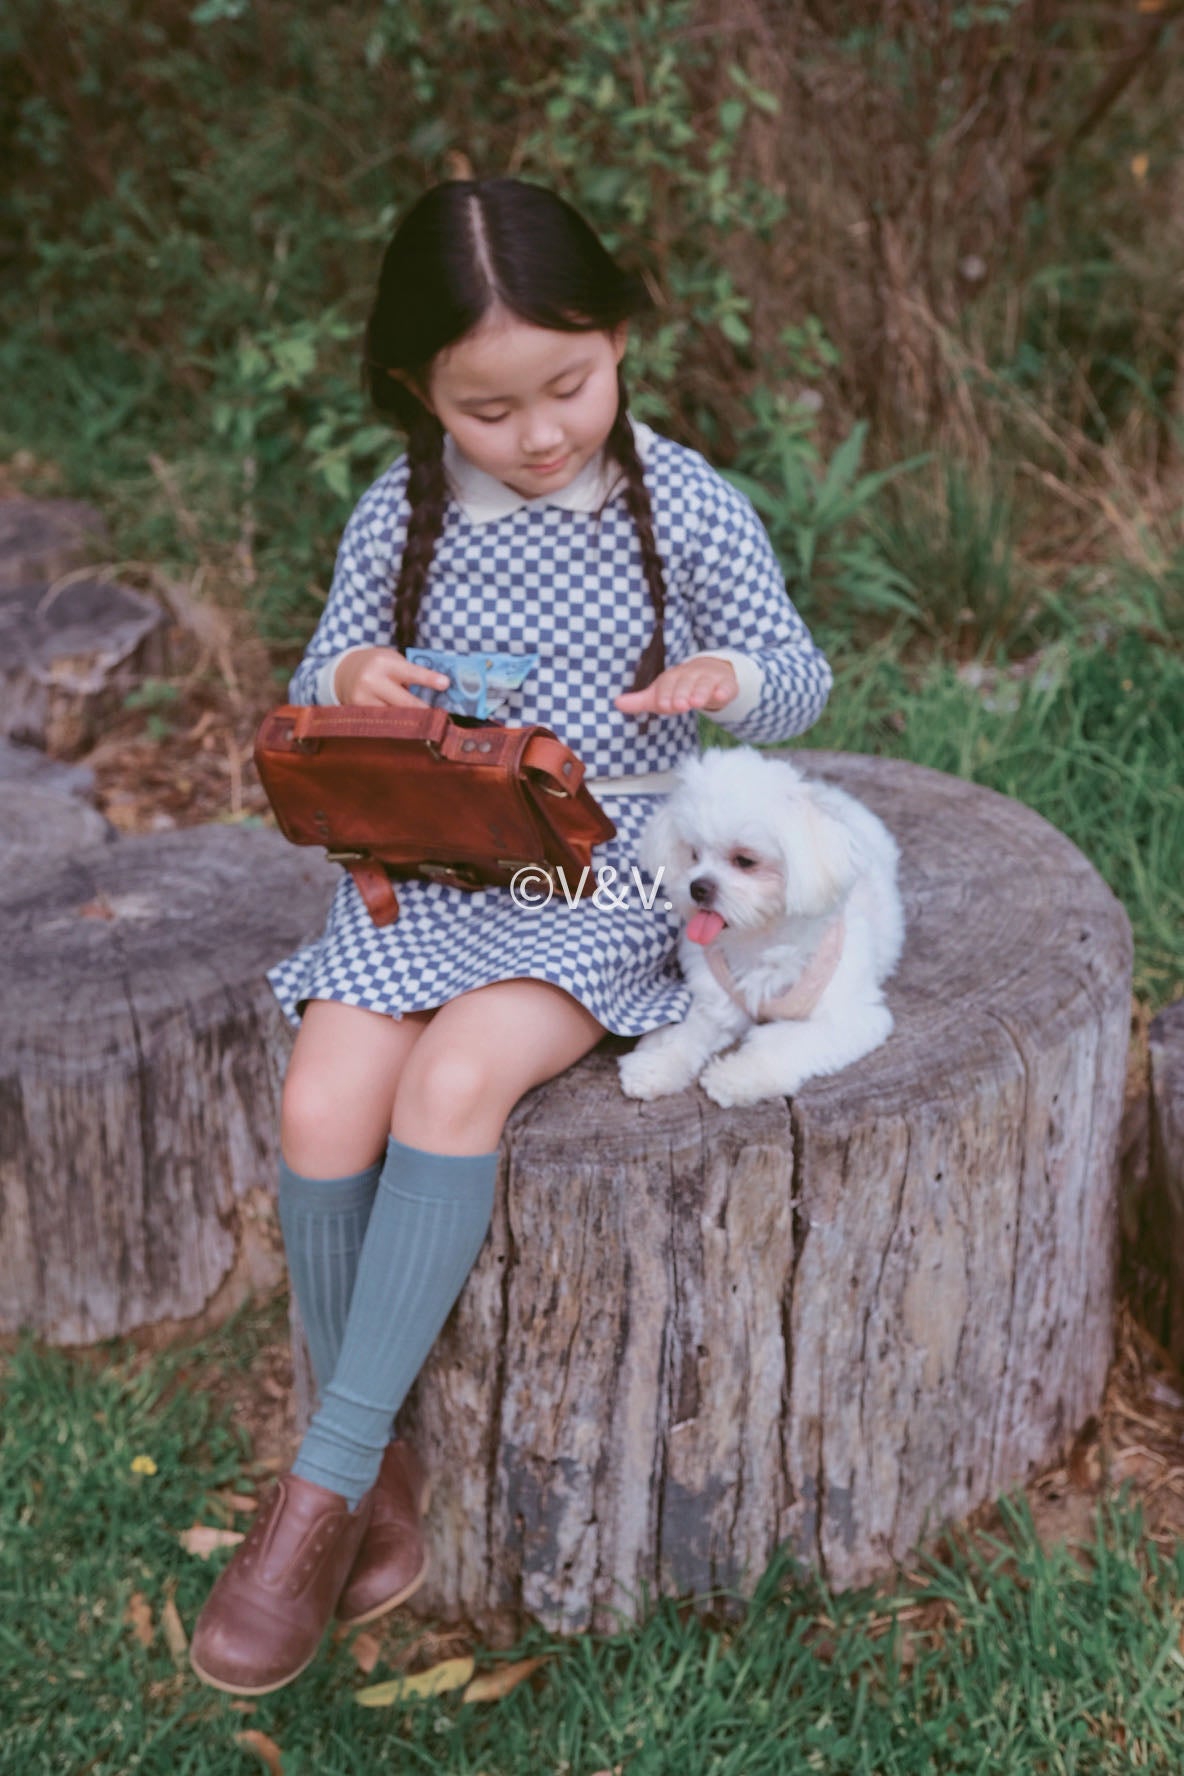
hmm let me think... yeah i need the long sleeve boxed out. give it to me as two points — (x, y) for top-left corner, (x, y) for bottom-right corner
(673, 471), (832, 746)
(287, 460), (410, 706)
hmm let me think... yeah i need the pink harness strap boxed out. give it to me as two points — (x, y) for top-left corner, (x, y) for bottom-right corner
(704, 915), (846, 1024)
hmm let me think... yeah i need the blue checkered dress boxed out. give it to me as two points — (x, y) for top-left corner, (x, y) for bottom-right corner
(267, 430), (832, 1035)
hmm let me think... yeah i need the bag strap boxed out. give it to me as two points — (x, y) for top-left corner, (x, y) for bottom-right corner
(521, 733), (585, 795)
(345, 860), (400, 926)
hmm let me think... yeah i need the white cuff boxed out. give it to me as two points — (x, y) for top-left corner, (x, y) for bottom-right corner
(315, 645), (371, 706)
(684, 649), (764, 725)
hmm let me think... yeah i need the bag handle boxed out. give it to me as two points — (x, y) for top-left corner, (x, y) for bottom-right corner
(289, 704), (450, 751)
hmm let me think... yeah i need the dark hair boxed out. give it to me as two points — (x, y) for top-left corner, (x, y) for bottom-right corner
(364, 178), (666, 691)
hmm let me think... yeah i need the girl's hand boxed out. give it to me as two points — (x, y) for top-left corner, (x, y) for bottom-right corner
(614, 657), (738, 718)
(334, 647), (451, 707)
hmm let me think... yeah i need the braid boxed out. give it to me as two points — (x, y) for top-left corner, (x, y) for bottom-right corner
(392, 408), (447, 652)
(609, 372), (667, 693)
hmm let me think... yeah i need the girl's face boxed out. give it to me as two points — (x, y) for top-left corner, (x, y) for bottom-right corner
(425, 309), (627, 499)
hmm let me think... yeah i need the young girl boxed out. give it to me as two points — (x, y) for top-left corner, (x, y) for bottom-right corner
(190, 176), (832, 1694)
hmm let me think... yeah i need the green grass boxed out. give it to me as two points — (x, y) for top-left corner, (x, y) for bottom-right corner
(3, 1329), (1184, 1775)
(774, 624), (1184, 1008)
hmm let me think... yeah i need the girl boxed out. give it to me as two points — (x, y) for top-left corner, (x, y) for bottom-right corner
(190, 177), (832, 1695)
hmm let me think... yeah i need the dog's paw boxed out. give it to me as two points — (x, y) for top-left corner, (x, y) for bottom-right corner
(699, 1052), (801, 1108)
(618, 1042), (699, 1101)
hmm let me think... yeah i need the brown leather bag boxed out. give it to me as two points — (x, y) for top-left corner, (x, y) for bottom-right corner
(253, 703), (617, 926)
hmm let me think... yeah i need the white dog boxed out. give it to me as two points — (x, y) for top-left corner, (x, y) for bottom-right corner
(618, 747), (905, 1108)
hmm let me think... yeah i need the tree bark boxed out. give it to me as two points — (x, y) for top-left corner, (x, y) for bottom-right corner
(295, 752), (1129, 1632)
(0, 827), (336, 1345)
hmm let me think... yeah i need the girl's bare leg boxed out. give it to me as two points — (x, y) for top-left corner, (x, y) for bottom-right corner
(281, 1000), (436, 1176)
(389, 977), (607, 1154)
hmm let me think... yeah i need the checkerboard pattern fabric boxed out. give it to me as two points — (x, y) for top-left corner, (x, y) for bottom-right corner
(267, 430), (832, 1035)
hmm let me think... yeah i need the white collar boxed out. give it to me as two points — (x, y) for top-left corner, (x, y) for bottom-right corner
(442, 418), (657, 524)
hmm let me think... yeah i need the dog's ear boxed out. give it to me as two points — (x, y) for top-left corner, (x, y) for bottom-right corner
(779, 795), (856, 917)
(638, 797), (680, 880)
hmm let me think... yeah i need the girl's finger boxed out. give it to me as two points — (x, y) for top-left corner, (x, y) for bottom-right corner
(395, 663), (451, 689)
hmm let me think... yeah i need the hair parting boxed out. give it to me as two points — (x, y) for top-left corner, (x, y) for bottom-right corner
(367, 177), (668, 691)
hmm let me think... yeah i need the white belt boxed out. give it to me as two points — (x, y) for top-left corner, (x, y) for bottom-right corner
(583, 769), (680, 796)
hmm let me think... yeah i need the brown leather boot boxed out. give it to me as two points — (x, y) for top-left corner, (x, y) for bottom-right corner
(335, 1438), (430, 1628)
(189, 1472), (376, 1695)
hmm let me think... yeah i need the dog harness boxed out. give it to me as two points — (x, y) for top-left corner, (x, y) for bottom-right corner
(703, 914), (846, 1024)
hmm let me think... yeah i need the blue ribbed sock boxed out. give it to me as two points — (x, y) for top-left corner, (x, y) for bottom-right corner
(292, 1135), (497, 1508)
(276, 1155), (382, 1396)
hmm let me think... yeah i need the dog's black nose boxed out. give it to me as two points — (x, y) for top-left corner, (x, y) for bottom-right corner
(689, 876), (716, 907)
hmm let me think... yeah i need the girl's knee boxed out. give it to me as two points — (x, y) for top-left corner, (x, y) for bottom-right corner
(393, 1044), (497, 1130)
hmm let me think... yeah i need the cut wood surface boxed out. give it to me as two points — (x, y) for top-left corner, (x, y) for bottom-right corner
(1149, 1002), (1184, 1368)
(0, 827), (336, 1344)
(293, 750), (1132, 1634)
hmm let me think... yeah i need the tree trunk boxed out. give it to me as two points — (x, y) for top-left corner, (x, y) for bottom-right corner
(0, 827), (336, 1344)
(298, 752), (1131, 1634)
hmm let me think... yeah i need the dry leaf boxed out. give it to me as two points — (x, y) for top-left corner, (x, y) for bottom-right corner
(180, 1524), (245, 1558)
(462, 1656), (550, 1703)
(350, 1632), (383, 1674)
(160, 1596), (188, 1662)
(233, 1728), (284, 1774)
(124, 1591), (154, 1648)
(356, 1655), (476, 1707)
(214, 1491), (260, 1514)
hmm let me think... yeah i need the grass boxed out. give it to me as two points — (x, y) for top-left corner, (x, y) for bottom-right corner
(3, 1328), (1184, 1774)
(767, 623), (1184, 1008)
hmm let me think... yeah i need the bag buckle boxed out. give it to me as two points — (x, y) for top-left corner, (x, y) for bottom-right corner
(419, 860), (482, 887)
(326, 848), (369, 864)
(497, 859), (556, 879)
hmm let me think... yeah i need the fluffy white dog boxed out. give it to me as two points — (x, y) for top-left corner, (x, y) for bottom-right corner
(618, 747), (905, 1108)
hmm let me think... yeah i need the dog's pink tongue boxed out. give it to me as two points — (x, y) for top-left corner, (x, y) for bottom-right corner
(686, 910), (727, 946)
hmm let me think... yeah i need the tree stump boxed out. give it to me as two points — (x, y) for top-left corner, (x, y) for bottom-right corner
(0, 827), (336, 1345)
(0, 783), (114, 863)
(1149, 1002), (1184, 1369)
(292, 751), (1130, 1636)
(1, 572), (168, 758)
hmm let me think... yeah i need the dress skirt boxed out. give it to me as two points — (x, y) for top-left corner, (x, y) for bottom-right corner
(266, 789), (692, 1037)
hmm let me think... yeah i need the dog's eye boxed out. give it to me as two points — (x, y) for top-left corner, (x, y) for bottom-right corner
(731, 853), (759, 871)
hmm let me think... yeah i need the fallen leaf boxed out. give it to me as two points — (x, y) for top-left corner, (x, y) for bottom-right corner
(356, 1655), (476, 1707)
(130, 1454), (158, 1476)
(180, 1524), (245, 1558)
(211, 1490), (259, 1514)
(124, 1591), (154, 1648)
(351, 1631), (383, 1674)
(233, 1728), (284, 1774)
(462, 1655), (551, 1703)
(160, 1596), (188, 1662)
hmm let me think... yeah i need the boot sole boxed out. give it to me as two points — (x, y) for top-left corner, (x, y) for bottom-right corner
(189, 1640), (321, 1698)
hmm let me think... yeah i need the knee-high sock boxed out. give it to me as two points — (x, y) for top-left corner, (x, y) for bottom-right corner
(292, 1135), (498, 1507)
(276, 1156), (382, 1396)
